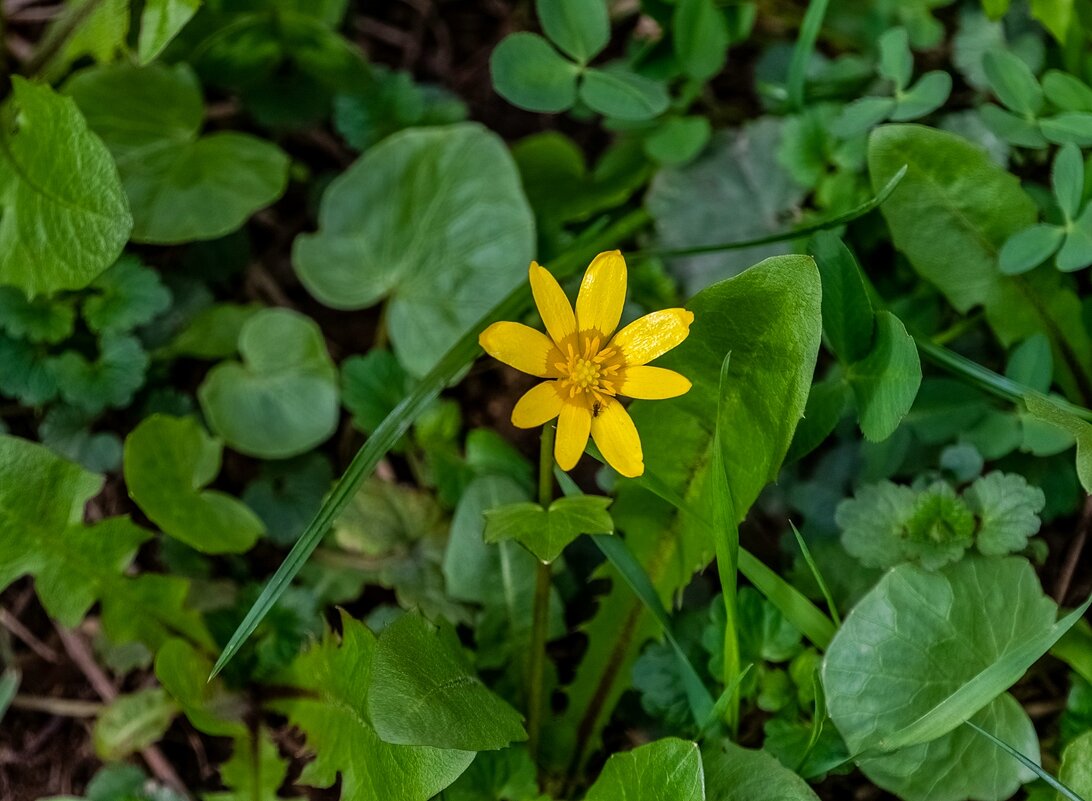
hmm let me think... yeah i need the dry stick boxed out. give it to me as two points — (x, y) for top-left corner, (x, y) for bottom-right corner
(1055, 495), (1092, 605)
(54, 625), (192, 799)
(0, 607), (59, 663)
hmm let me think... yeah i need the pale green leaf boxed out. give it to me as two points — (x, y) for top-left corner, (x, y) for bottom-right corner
(198, 308), (339, 459)
(673, 0), (729, 80)
(846, 310), (922, 442)
(293, 124), (534, 377)
(1024, 393), (1092, 491)
(484, 496), (613, 563)
(966, 472), (1045, 556)
(579, 68), (670, 121)
(537, 0), (609, 63)
(138, 0), (201, 65)
(585, 738), (704, 801)
(1000, 224), (1066, 275)
(124, 415), (265, 554)
(490, 33), (579, 113)
(202, 729), (301, 801)
(83, 256), (172, 335)
(0, 78), (131, 295)
(93, 689), (178, 761)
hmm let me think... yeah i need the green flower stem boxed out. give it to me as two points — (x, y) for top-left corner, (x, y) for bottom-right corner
(527, 423), (556, 760)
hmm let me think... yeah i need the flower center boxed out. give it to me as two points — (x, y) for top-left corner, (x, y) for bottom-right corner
(556, 336), (622, 400)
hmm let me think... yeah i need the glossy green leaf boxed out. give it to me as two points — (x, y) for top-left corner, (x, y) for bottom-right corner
(999, 224), (1066, 275)
(846, 311), (922, 442)
(0, 78), (131, 295)
(198, 308), (339, 459)
(92, 689), (178, 761)
(537, 0), (609, 63)
(368, 612), (526, 750)
(65, 63), (289, 244)
(124, 415), (265, 554)
(809, 232), (874, 365)
(585, 738), (704, 801)
(137, 0), (201, 64)
(484, 495), (613, 563)
(293, 123), (534, 377)
(673, 0), (729, 80)
(490, 33), (579, 112)
(580, 67), (670, 121)
(272, 611), (475, 800)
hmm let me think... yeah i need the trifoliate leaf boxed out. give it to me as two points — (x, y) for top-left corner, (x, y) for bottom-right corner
(92, 688), (178, 761)
(64, 63), (289, 244)
(0, 435), (210, 651)
(965, 472), (1045, 556)
(199, 308), (339, 459)
(0, 287), (76, 344)
(484, 495), (614, 563)
(203, 729), (301, 801)
(903, 482), (975, 570)
(0, 78), (131, 295)
(39, 405), (123, 473)
(836, 480), (919, 569)
(368, 612), (527, 750)
(124, 415), (264, 554)
(271, 611), (475, 800)
(584, 738), (704, 801)
(83, 256), (172, 335)
(53, 335), (148, 414)
(0, 334), (60, 405)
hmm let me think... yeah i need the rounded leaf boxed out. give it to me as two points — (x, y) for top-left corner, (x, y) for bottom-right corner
(490, 33), (579, 112)
(537, 0), (609, 63)
(198, 308), (339, 459)
(580, 67), (670, 121)
(998, 223), (1065, 274)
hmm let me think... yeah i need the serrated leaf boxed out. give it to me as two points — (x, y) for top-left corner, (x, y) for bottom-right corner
(0, 287), (75, 344)
(93, 689), (178, 761)
(0, 78), (131, 295)
(837, 480), (919, 569)
(484, 495), (614, 563)
(293, 124), (534, 377)
(0, 335), (59, 405)
(124, 414), (265, 554)
(585, 738), (704, 801)
(83, 256), (172, 335)
(65, 63), (289, 244)
(202, 729), (300, 801)
(846, 311), (922, 441)
(368, 612), (526, 750)
(198, 308), (339, 459)
(965, 472), (1045, 556)
(53, 335), (148, 414)
(272, 612), (475, 800)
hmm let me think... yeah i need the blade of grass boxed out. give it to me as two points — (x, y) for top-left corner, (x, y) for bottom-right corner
(632, 165), (906, 260)
(210, 208), (652, 679)
(965, 721), (1089, 801)
(554, 466), (715, 726)
(711, 354), (742, 731)
(790, 521), (841, 627)
(699, 663), (753, 739)
(787, 0), (831, 110)
(876, 595), (1092, 752)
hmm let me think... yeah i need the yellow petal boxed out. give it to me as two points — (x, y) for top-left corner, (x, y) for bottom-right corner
(529, 261), (576, 347)
(479, 322), (562, 378)
(575, 250), (627, 342)
(591, 399), (643, 478)
(610, 309), (694, 366)
(617, 366), (692, 399)
(512, 381), (564, 428)
(555, 401), (591, 471)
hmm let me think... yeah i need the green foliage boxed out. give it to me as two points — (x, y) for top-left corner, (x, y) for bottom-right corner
(1059, 731), (1092, 799)
(484, 495), (614, 563)
(199, 308), (339, 459)
(65, 63), (290, 244)
(293, 124), (534, 377)
(584, 738), (704, 801)
(92, 688), (178, 761)
(125, 415), (264, 554)
(0, 78), (131, 295)
(702, 740), (821, 800)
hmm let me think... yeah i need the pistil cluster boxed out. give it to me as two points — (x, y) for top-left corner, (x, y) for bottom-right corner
(556, 337), (620, 401)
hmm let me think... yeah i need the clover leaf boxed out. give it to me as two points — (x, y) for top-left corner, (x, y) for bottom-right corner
(981, 54), (1092, 148)
(198, 308), (339, 459)
(64, 63), (289, 244)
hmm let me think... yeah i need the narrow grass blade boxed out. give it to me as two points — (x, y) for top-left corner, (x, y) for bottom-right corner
(210, 209), (652, 679)
(790, 521), (841, 627)
(787, 0), (831, 109)
(634, 165), (906, 260)
(966, 721), (1089, 801)
(877, 595), (1092, 752)
(699, 663), (753, 739)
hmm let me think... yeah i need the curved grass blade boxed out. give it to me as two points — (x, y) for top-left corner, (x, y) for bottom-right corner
(787, 0), (831, 109)
(965, 721), (1089, 801)
(790, 520), (841, 627)
(633, 165), (907, 260)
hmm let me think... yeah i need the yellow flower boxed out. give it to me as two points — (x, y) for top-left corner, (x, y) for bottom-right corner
(479, 250), (694, 478)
